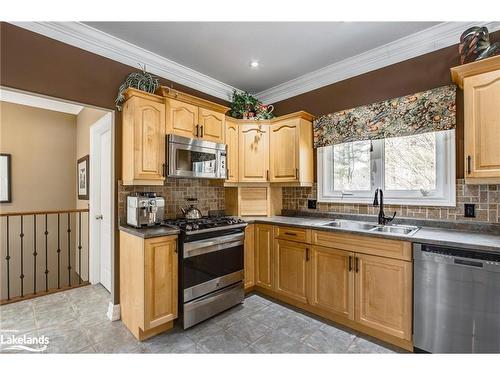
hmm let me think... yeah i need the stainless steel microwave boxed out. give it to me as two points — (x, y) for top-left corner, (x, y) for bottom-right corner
(167, 134), (227, 179)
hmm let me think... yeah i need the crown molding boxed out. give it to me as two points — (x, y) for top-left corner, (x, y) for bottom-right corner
(255, 22), (500, 104)
(9, 22), (237, 101)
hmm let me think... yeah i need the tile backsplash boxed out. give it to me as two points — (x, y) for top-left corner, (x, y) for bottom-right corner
(118, 178), (225, 220)
(283, 179), (500, 224)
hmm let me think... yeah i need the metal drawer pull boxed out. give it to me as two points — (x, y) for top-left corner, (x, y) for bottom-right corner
(284, 232), (297, 236)
(306, 248), (310, 261)
(348, 256), (352, 271)
(195, 124), (200, 137)
(467, 155), (472, 175)
(355, 257), (359, 273)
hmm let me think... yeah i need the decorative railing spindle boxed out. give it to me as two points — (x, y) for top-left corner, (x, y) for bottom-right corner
(33, 215), (37, 294)
(44, 214), (49, 292)
(67, 213), (71, 287)
(20, 216), (24, 297)
(5, 217), (10, 300)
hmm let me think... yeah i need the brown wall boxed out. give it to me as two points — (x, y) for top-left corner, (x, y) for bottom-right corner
(272, 30), (500, 180)
(0, 22), (229, 303)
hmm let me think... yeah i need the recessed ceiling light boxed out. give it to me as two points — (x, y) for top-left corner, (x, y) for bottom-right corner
(250, 60), (259, 68)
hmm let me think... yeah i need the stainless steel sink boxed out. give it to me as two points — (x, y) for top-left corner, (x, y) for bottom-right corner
(322, 220), (378, 231)
(321, 220), (420, 236)
(369, 224), (420, 236)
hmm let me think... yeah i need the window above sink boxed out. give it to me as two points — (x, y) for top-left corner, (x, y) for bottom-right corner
(317, 130), (456, 207)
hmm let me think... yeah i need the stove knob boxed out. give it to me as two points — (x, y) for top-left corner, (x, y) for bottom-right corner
(193, 223), (199, 230)
(186, 224), (193, 231)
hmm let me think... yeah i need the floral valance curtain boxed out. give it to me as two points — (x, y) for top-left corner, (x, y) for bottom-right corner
(313, 85), (456, 148)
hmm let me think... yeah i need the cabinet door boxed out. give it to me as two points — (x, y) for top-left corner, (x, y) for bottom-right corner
(354, 253), (412, 340)
(166, 98), (198, 138)
(238, 123), (269, 182)
(199, 108), (225, 143)
(464, 70), (500, 181)
(143, 236), (178, 330)
(270, 120), (299, 182)
(254, 224), (273, 289)
(226, 118), (239, 182)
(309, 246), (354, 320)
(274, 239), (308, 304)
(133, 98), (166, 181)
(244, 224), (255, 289)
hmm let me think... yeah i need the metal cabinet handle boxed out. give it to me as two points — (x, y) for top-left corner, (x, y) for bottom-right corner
(306, 248), (310, 261)
(195, 124), (199, 137)
(162, 163), (166, 177)
(467, 155), (472, 175)
(284, 232), (297, 236)
(200, 125), (204, 138)
(355, 257), (359, 273)
(348, 256), (352, 272)
(266, 170), (269, 181)
(295, 168), (299, 180)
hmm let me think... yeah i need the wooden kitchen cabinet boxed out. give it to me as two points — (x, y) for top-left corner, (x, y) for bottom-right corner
(165, 98), (198, 138)
(254, 224), (274, 290)
(274, 239), (308, 304)
(120, 232), (178, 340)
(269, 112), (314, 185)
(354, 253), (412, 341)
(162, 87), (229, 144)
(122, 88), (166, 185)
(244, 224), (255, 290)
(238, 122), (270, 182)
(225, 117), (239, 182)
(199, 107), (225, 143)
(309, 245), (354, 320)
(451, 56), (500, 183)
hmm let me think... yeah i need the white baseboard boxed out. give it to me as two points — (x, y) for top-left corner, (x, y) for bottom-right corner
(106, 302), (121, 321)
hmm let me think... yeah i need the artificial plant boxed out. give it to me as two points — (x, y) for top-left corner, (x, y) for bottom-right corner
(115, 65), (160, 111)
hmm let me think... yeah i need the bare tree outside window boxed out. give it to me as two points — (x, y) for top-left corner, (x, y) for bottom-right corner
(333, 140), (371, 191)
(384, 133), (436, 191)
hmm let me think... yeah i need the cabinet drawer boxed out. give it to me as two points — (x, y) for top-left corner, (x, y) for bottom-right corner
(311, 230), (411, 261)
(274, 226), (311, 243)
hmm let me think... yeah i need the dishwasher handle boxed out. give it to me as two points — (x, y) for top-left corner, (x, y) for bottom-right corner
(454, 258), (484, 268)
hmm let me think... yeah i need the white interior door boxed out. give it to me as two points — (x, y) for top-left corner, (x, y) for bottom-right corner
(90, 112), (113, 292)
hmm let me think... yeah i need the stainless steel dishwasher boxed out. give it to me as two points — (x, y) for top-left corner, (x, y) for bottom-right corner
(414, 243), (500, 353)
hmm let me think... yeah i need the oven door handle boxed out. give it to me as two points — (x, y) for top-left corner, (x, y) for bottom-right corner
(184, 232), (245, 258)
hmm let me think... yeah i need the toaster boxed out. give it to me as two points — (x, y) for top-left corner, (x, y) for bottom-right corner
(127, 192), (165, 228)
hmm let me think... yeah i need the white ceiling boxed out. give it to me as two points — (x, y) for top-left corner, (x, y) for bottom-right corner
(84, 22), (440, 94)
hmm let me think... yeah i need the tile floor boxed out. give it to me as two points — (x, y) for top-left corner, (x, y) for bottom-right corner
(0, 285), (402, 354)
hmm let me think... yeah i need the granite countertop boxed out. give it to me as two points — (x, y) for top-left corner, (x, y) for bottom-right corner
(244, 216), (500, 254)
(119, 224), (180, 239)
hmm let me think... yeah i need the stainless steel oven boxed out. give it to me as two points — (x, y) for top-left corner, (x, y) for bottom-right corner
(167, 134), (227, 179)
(179, 226), (245, 329)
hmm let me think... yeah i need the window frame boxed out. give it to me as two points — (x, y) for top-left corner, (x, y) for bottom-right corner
(317, 130), (456, 207)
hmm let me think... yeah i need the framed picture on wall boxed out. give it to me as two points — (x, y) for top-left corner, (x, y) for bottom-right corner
(0, 153), (12, 203)
(77, 155), (89, 200)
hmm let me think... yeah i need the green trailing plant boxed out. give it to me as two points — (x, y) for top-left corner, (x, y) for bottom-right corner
(228, 90), (274, 120)
(115, 65), (160, 111)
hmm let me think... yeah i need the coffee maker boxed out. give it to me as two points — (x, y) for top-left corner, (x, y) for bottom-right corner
(126, 192), (165, 228)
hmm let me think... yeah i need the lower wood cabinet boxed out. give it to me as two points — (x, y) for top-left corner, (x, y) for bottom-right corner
(354, 253), (412, 341)
(274, 239), (308, 304)
(254, 224), (274, 290)
(120, 231), (178, 340)
(244, 224), (255, 290)
(309, 246), (354, 320)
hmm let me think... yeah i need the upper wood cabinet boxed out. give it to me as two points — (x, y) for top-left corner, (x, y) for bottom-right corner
(254, 224), (274, 290)
(451, 56), (500, 183)
(199, 108), (225, 143)
(161, 87), (229, 144)
(165, 98), (198, 138)
(354, 253), (412, 341)
(119, 232), (178, 340)
(269, 113), (314, 185)
(309, 245), (354, 320)
(122, 89), (166, 186)
(239, 122), (270, 182)
(225, 118), (239, 182)
(274, 239), (308, 304)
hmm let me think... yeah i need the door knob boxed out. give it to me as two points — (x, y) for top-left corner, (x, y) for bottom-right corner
(95, 214), (103, 220)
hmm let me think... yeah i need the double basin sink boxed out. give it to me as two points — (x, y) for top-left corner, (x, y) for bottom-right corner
(321, 219), (420, 236)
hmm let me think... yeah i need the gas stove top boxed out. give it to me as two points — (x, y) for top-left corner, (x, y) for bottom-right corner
(162, 216), (246, 234)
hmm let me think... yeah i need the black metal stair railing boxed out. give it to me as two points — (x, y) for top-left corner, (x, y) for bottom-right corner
(0, 208), (90, 304)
